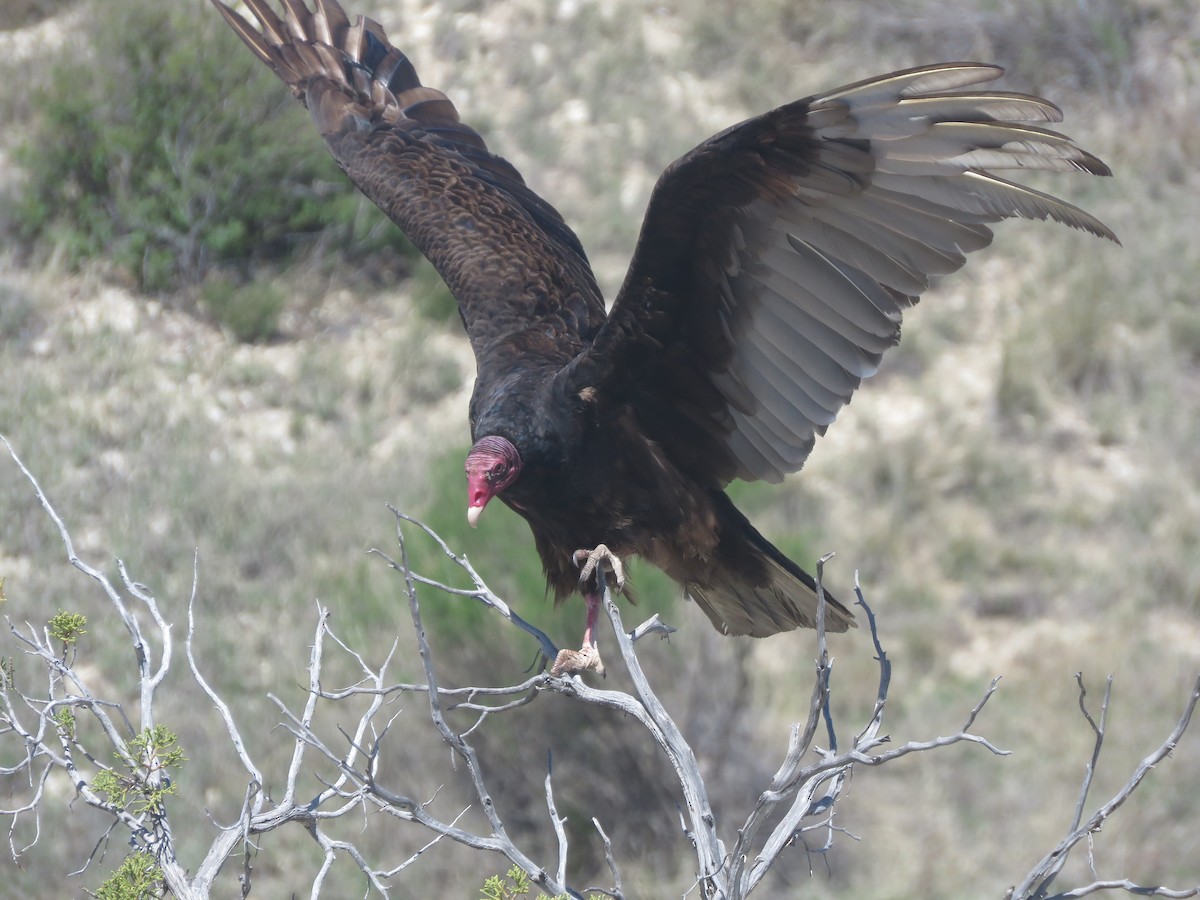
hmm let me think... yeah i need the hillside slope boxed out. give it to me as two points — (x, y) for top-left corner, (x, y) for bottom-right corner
(2, 0), (1199, 896)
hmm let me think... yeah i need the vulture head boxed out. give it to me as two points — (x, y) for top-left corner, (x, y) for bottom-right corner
(465, 435), (522, 527)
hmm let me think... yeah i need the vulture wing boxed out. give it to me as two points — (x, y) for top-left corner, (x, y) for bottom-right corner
(574, 64), (1117, 487)
(210, 0), (606, 369)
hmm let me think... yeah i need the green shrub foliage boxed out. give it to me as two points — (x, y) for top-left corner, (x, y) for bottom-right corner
(14, 0), (414, 291)
(201, 275), (285, 343)
(95, 850), (164, 900)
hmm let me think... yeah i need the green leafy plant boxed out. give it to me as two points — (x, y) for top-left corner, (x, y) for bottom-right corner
(48, 609), (87, 645)
(12, 0), (415, 291)
(95, 850), (164, 900)
(201, 275), (286, 344)
(92, 725), (186, 815)
(51, 707), (77, 740)
(480, 866), (587, 900)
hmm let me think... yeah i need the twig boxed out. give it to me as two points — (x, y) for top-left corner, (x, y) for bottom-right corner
(1042, 881), (1200, 899)
(590, 816), (624, 900)
(546, 752), (569, 889)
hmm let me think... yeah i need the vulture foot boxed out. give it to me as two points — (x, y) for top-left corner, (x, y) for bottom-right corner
(551, 564), (614, 678)
(550, 643), (606, 677)
(573, 544), (626, 592)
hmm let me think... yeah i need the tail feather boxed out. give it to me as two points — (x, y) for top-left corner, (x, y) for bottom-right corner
(687, 559), (855, 637)
(687, 501), (856, 637)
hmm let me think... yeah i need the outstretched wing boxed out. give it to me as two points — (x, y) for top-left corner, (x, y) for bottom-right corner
(574, 63), (1116, 486)
(210, 0), (606, 368)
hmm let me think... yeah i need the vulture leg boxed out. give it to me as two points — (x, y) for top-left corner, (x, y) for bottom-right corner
(549, 545), (625, 677)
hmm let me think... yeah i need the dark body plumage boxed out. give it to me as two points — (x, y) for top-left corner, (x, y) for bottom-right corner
(212, 0), (1115, 638)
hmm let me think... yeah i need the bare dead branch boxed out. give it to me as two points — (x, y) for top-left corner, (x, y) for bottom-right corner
(545, 753), (569, 889)
(590, 816), (624, 900)
(1070, 673), (1114, 836)
(1043, 881), (1200, 899)
(1009, 674), (1200, 900)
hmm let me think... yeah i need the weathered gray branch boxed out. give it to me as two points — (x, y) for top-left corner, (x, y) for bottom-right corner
(1008, 673), (1200, 900)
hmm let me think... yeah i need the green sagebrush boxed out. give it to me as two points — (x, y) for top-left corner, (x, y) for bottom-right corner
(480, 865), (603, 900)
(12, 0), (414, 293)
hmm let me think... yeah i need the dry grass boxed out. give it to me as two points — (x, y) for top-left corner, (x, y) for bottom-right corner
(2, 0), (1199, 896)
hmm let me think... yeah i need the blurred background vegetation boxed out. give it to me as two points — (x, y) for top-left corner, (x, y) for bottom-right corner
(1, 0), (1198, 896)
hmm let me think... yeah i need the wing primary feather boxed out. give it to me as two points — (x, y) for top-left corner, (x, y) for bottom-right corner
(238, 0), (289, 44)
(737, 404), (816, 467)
(749, 288), (881, 378)
(732, 334), (841, 427)
(806, 204), (967, 279)
(311, 0), (342, 44)
(873, 171), (1118, 241)
(737, 320), (857, 411)
(887, 92), (1064, 126)
(724, 429), (776, 483)
(774, 228), (909, 320)
(844, 190), (995, 253)
(279, 0), (314, 39)
(819, 62), (1004, 107)
(726, 418), (789, 482)
(737, 303), (864, 398)
(746, 256), (900, 345)
(783, 219), (929, 295)
(210, 1), (278, 67)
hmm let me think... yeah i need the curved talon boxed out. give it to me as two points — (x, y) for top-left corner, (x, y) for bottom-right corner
(551, 644), (606, 677)
(573, 544), (626, 592)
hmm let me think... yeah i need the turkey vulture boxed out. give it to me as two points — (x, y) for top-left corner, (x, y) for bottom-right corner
(211, 0), (1115, 674)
